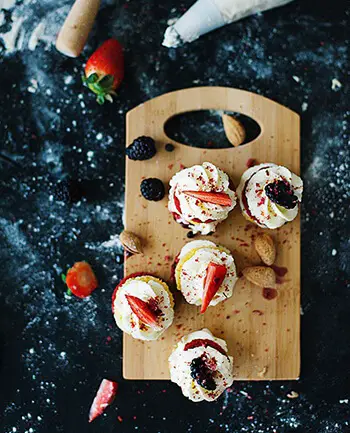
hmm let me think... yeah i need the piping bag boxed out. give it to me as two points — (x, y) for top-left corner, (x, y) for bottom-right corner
(163, 0), (294, 48)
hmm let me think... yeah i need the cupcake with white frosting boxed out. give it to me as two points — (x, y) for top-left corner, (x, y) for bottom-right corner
(237, 163), (303, 229)
(174, 240), (238, 313)
(168, 162), (237, 235)
(169, 328), (234, 402)
(112, 273), (174, 341)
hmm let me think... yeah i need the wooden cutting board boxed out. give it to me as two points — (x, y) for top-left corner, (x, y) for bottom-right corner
(123, 87), (300, 380)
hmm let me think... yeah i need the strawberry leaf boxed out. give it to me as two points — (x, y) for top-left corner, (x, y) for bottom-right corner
(86, 73), (99, 84)
(99, 75), (114, 89)
(97, 95), (105, 105)
(61, 273), (66, 284)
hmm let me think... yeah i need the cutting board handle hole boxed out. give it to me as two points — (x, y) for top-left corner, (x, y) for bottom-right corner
(164, 110), (261, 149)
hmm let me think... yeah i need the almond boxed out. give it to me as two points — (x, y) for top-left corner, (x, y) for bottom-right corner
(222, 114), (246, 147)
(119, 230), (143, 255)
(242, 266), (276, 288)
(254, 233), (276, 266)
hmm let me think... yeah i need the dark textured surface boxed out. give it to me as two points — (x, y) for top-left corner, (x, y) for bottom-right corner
(0, 0), (349, 432)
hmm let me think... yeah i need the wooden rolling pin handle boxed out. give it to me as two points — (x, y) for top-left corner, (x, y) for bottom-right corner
(56, 0), (101, 58)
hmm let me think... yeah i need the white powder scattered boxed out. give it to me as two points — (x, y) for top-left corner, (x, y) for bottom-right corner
(101, 234), (121, 249)
(2, 16), (25, 52)
(292, 75), (300, 83)
(301, 102), (308, 112)
(28, 21), (46, 51)
(0, 0), (16, 10)
(331, 249), (337, 256)
(331, 78), (342, 91)
(64, 75), (73, 85)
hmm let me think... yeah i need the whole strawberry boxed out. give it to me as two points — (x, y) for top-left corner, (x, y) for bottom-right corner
(83, 39), (124, 105)
(63, 261), (98, 298)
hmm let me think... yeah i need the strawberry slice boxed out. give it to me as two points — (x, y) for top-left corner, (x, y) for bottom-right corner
(83, 39), (124, 105)
(65, 261), (98, 298)
(184, 338), (227, 356)
(183, 191), (232, 206)
(125, 295), (159, 328)
(111, 272), (148, 313)
(201, 262), (227, 313)
(89, 379), (118, 423)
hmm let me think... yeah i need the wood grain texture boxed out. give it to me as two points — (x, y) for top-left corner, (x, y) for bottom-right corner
(55, 0), (101, 58)
(123, 87), (300, 380)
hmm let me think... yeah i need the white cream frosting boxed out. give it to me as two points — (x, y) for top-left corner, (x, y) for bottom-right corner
(169, 328), (234, 402)
(168, 162), (237, 235)
(113, 277), (174, 341)
(237, 163), (303, 229)
(176, 240), (237, 307)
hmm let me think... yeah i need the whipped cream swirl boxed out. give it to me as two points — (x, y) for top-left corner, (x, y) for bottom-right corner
(169, 328), (234, 402)
(168, 162), (237, 235)
(113, 276), (174, 341)
(237, 163), (303, 229)
(175, 240), (237, 307)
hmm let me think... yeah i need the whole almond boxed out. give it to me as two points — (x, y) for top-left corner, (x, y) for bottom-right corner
(222, 114), (246, 147)
(254, 233), (276, 266)
(242, 266), (276, 288)
(119, 230), (143, 255)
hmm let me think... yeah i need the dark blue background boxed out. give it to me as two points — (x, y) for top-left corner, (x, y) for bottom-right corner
(0, 0), (349, 432)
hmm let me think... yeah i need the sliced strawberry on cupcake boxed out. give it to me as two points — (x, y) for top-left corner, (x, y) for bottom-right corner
(89, 379), (118, 423)
(174, 240), (237, 310)
(64, 261), (98, 298)
(83, 38), (124, 105)
(112, 274), (174, 341)
(200, 262), (227, 313)
(125, 295), (160, 329)
(184, 338), (227, 356)
(168, 162), (237, 235)
(183, 191), (232, 207)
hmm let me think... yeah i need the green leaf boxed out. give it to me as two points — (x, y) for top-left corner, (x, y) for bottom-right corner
(66, 288), (72, 296)
(99, 75), (114, 89)
(86, 73), (99, 84)
(61, 273), (66, 284)
(97, 94), (105, 105)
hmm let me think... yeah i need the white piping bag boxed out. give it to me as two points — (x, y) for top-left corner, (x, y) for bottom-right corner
(163, 0), (294, 48)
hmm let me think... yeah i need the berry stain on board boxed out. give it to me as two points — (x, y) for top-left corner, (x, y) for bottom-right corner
(262, 287), (278, 300)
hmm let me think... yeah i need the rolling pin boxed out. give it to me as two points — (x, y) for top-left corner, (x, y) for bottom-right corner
(56, 0), (101, 57)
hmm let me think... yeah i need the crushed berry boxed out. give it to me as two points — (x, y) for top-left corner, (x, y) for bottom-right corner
(187, 231), (196, 239)
(265, 180), (298, 209)
(190, 357), (216, 391)
(147, 298), (162, 317)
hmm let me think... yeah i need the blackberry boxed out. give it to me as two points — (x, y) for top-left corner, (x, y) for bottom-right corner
(165, 143), (175, 152)
(190, 357), (216, 391)
(140, 178), (165, 201)
(187, 231), (196, 239)
(53, 179), (83, 203)
(126, 136), (156, 161)
(265, 180), (298, 209)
